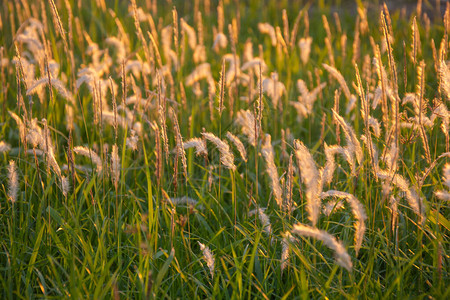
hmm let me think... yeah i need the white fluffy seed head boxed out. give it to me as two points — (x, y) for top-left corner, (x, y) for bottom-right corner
(261, 135), (283, 209)
(291, 223), (352, 271)
(226, 132), (247, 162)
(377, 169), (425, 224)
(8, 160), (18, 203)
(440, 60), (450, 100)
(61, 176), (70, 197)
(281, 232), (296, 272)
(111, 144), (120, 189)
(293, 139), (321, 226)
(0, 141), (11, 153)
(298, 37), (313, 64)
(235, 110), (257, 147)
(332, 109), (363, 166)
(249, 207), (272, 236)
(202, 132), (236, 171)
(73, 146), (103, 173)
(258, 23), (277, 46)
(183, 138), (208, 156)
(198, 242), (215, 278)
(321, 190), (367, 256)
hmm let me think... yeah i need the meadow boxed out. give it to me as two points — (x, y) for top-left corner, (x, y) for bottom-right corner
(0, 0), (449, 298)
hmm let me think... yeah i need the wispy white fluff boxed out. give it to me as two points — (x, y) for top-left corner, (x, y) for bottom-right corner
(435, 190), (450, 201)
(105, 36), (126, 62)
(183, 138), (208, 156)
(377, 169), (425, 224)
(0, 141), (11, 153)
(222, 54), (249, 87)
(180, 18), (197, 49)
(212, 32), (227, 52)
(198, 242), (215, 278)
(26, 118), (44, 149)
(322, 63), (353, 101)
(125, 60), (151, 78)
(248, 207), (272, 236)
(126, 130), (139, 151)
(111, 144), (120, 189)
(8, 160), (19, 203)
(169, 196), (199, 207)
(322, 200), (345, 216)
(193, 44), (207, 63)
(101, 110), (131, 129)
(61, 176), (70, 197)
(241, 58), (268, 73)
(170, 108), (187, 179)
(322, 143), (354, 185)
(332, 109), (363, 166)
(321, 190), (367, 255)
(262, 73), (285, 109)
(298, 37), (313, 64)
(281, 232), (296, 272)
(73, 146), (103, 173)
(261, 135), (283, 208)
(293, 140), (321, 226)
(440, 60), (450, 101)
(9, 112), (26, 144)
(235, 110), (257, 147)
(258, 23), (277, 46)
(431, 101), (449, 139)
(201, 132), (236, 171)
(435, 164), (450, 201)
(291, 223), (352, 271)
(27, 77), (74, 104)
(290, 80), (326, 120)
(185, 63), (213, 86)
(402, 93), (433, 128)
(226, 132), (247, 162)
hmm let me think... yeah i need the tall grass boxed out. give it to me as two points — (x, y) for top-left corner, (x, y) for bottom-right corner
(0, 0), (448, 298)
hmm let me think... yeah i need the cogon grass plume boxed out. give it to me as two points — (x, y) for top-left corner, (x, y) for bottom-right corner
(73, 146), (103, 173)
(293, 139), (321, 226)
(258, 23), (277, 46)
(170, 108), (187, 181)
(435, 164), (450, 201)
(290, 79), (326, 120)
(27, 76), (74, 104)
(298, 37), (312, 64)
(322, 199), (345, 216)
(322, 63), (355, 106)
(7, 160), (18, 204)
(281, 232), (296, 272)
(290, 223), (352, 271)
(0, 141), (11, 153)
(440, 60), (450, 100)
(111, 144), (120, 190)
(284, 154), (295, 213)
(332, 109), (363, 167)
(322, 143), (354, 185)
(201, 132), (236, 171)
(226, 131), (247, 162)
(198, 242), (215, 279)
(261, 134), (283, 209)
(377, 169), (426, 224)
(248, 207), (272, 236)
(235, 109), (257, 147)
(320, 190), (367, 255)
(183, 138), (207, 157)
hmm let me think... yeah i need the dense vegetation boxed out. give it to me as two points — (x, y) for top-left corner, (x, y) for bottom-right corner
(0, 0), (449, 298)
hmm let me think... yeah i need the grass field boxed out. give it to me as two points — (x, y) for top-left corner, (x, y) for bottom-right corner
(0, 0), (449, 298)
